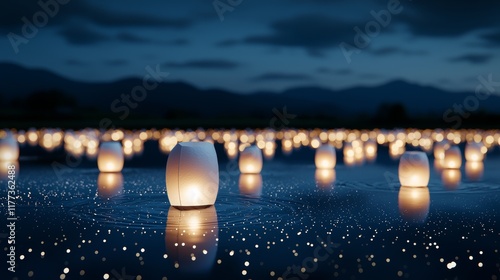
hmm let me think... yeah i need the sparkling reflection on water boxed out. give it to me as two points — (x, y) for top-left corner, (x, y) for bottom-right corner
(0, 138), (499, 280)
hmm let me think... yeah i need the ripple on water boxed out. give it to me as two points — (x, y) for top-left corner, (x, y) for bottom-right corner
(67, 192), (305, 230)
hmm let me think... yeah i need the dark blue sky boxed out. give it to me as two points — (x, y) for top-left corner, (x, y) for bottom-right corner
(1, 0), (499, 93)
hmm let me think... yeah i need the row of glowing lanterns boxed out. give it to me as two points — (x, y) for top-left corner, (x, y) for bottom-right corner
(0, 129), (492, 273)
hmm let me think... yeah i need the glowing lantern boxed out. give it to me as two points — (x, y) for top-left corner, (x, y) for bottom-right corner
(442, 169), (461, 190)
(166, 142), (219, 208)
(315, 144), (336, 169)
(398, 152), (430, 187)
(398, 186), (430, 223)
(165, 206), (218, 275)
(239, 145), (263, 174)
(97, 142), (124, 172)
(465, 142), (484, 162)
(465, 161), (484, 181)
(315, 169), (336, 189)
(238, 174), (263, 197)
(364, 140), (377, 157)
(433, 141), (449, 160)
(97, 172), (124, 198)
(0, 132), (19, 161)
(443, 146), (462, 169)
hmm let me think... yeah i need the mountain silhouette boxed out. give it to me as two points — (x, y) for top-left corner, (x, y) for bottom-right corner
(1, 63), (499, 121)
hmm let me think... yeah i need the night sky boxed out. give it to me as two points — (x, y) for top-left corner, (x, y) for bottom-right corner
(1, 0), (499, 93)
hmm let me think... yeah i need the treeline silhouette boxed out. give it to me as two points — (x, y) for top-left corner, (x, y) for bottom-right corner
(1, 90), (499, 129)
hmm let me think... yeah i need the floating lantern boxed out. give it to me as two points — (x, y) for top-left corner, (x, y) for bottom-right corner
(398, 152), (430, 187)
(315, 144), (336, 169)
(97, 142), (124, 172)
(97, 172), (124, 198)
(165, 206), (218, 275)
(315, 169), (336, 189)
(433, 141), (449, 160)
(442, 169), (461, 190)
(239, 174), (263, 197)
(239, 145), (263, 174)
(364, 140), (377, 157)
(0, 132), (19, 161)
(443, 146), (462, 169)
(465, 161), (484, 181)
(398, 186), (430, 223)
(465, 142), (484, 162)
(166, 142), (219, 208)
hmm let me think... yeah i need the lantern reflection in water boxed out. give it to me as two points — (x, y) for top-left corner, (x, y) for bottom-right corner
(442, 169), (461, 190)
(398, 186), (430, 223)
(165, 206), (218, 275)
(97, 172), (124, 198)
(315, 169), (336, 189)
(239, 174), (263, 197)
(465, 161), (484, 181)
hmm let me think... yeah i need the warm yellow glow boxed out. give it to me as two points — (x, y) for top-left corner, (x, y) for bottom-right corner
(166, 142), (219, 207)
(315, 169), (336, 189)
(398, 186), (430, 223)
(465, 142), (484, 162)
(165, 206), (218, 274)
(315, 144), (336, 169)
(433, 141), (450, 160)
(443, 146), (462, 169)
(0, 132), (19, 161)
(97, 172), (123, 198)
(442, 169), (461, 190)
(465, 161), (484, 182)
(398, 152), (430, 187)
(239, 145), (263, 174)
(239, 174), (263, 197)
(97, 142), (124, 172)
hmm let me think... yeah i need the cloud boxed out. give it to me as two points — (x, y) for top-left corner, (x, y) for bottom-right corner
(448, 53), (493, 64)
(243, 15), (355, 55)
(480, 30), (500, 47)
(317, 67), (352, 75)
(0, 1), (191, 30)
(59, 26), (109, 45)
(398, 0), (500, 37)
(252, 72), (312, 81)
(164, 59), (240, 69)
(369, 47), (427, 56)
(104, 59), (128, 66)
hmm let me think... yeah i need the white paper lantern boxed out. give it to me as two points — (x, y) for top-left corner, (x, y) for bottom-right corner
(465, 142), (484, 162)
(398, 152), (430, 187)
(165, 206), (218, 274)
(166, 142), (219, 208)
(315, 169), (336, 189)
(315, 144), (336, 169)
(443, 146), (462, 169)
(465, 161), (484, 181)
(0, 132), (19, 161)
(239, 174), (263, 197)
(239, 145), (263, 174)
(364, 140), (377, 157)
(97, 172), (124, 198)
(97, 142), (124, 172)
(433, 141), (449, 160)
(442, 169), (461, 190)
(398, 186), (430, 223)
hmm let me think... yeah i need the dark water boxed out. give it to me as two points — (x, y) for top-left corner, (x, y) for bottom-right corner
(1, 141), (499, 280)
